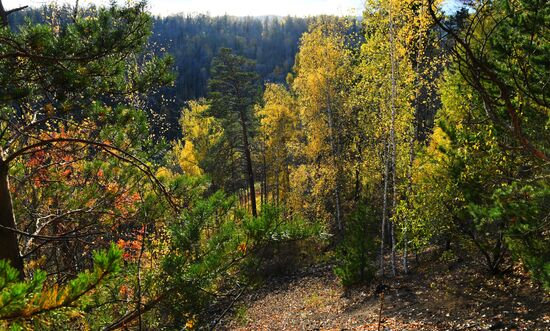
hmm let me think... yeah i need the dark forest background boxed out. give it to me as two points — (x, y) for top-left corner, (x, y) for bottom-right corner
(9, 7), (312, 138)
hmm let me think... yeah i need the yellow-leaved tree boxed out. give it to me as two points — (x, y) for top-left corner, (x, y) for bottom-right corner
(355, 0), (443, 275)
(289, 17), (356, 232)
(256, 83), (299, 205)
(172, 100), (223, 177)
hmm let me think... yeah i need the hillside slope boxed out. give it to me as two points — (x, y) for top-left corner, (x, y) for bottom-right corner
(222, 252), (550, 330)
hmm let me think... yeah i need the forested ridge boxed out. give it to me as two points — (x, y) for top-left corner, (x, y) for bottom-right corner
(0, 0), (548, 330)
(8, 7), (314, 139)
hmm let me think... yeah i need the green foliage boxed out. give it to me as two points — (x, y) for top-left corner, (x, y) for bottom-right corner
(0, 3), (173, 107)
(0, 4), (176, 329)
(161, 189), (244, 327)
(243, 204), (323, 244)
(209, 48), (259, 124)
(442, 0), (549, 161)
(499, 183), (550, 289)
(0, 245), (121, 330)
(443, 0), (550, 284)
(404, 66), (550, 284)
(1, 1), (549, 329)
(334, 205), (377, 286)
(162, 190), (322, 327)
(205, 48), (259, 195)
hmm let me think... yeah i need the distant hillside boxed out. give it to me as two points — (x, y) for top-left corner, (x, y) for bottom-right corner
(148, 14), (312, 138)
(8, 8), (312, 138)
(151, 15), (312, 103)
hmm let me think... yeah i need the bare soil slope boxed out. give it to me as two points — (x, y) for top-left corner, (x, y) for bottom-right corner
(221, 252), (549, 330)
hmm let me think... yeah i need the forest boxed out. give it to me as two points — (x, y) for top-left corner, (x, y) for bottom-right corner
(8, 7), (314, 139)
(149, 15), (312, 139)
(0, 0), (548, 330)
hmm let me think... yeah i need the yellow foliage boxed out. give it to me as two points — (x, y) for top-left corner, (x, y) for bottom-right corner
(286, 17), (355, 223)
(174, 141), (203, 177)
(175, 99), (224, 177)
(257, 83), (299, 203)
(156, 167), (174, 180)
(185, 318), (195, 329)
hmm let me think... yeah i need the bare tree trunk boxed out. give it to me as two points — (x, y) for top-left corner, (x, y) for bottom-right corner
(260, 178), (264, 207)
(326, 101), (342, 232)
(260, 181), (264, 206)
(239, 111), (257, 217)
(261, 140), (267, 206)
(284, 164), (290, 205)
(389, 3), (398, 277)
(379, 139), (390, 276)
(245, 187), (248, 211)
(0, 7), (27, 278)
(390, 221), (396, 276)
(264, 167), (269, 205)
(354, 168), (360, 202)
(403, 222), (409, 273)
(334, 181), (342, 231)
(403, 123), (416, 275)
(275, 167), (279, 206)
(0, 160), (24, 278)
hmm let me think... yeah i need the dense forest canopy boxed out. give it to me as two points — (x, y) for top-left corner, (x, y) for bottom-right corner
(150, 14), (315, 138)
(8, 7), (314, 138)
(151, 14), (310, 100)
(0, 0), (548, 330)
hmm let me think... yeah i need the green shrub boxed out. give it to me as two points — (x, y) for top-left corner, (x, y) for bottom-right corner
(334, 205), (377, 287)
(162, 199), (324, 327)
(0, 245), (121, 330)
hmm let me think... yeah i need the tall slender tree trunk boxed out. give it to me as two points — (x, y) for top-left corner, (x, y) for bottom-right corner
(379, 138), (390, 276)
(354, 167), (361, 203)
(403, 131), (415, 275)
(326, 99), (342, 232)
(0, 5), (27, 280)
(245, 187), (249, 211)
(264, 168), (269, 204)
(275, 167), (280, 206)
(262, 140), (267, 205)
(260, 181), (264, 206)
(284, 163), (290, 205)
(403, 221), (409, 273)
(0, 160), (24, 278)
(389, 3), (398, 277)
(390, 219), (396, 276)
(239, 111), (257, 217)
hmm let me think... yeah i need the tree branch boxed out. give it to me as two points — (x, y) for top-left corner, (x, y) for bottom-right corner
(101, 292), (169, 331)
(0, 0), (28, 28)
(6, 137), (181, 212)
(427, 0), (549, 162)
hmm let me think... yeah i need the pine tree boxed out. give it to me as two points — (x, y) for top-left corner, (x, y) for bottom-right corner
(0, 245), (121, 329)
(208, 48), (260, 217)
(0, 1), (172, 277)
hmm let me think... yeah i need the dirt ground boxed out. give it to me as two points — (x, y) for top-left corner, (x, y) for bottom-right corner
(220, 251), (550, 330)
